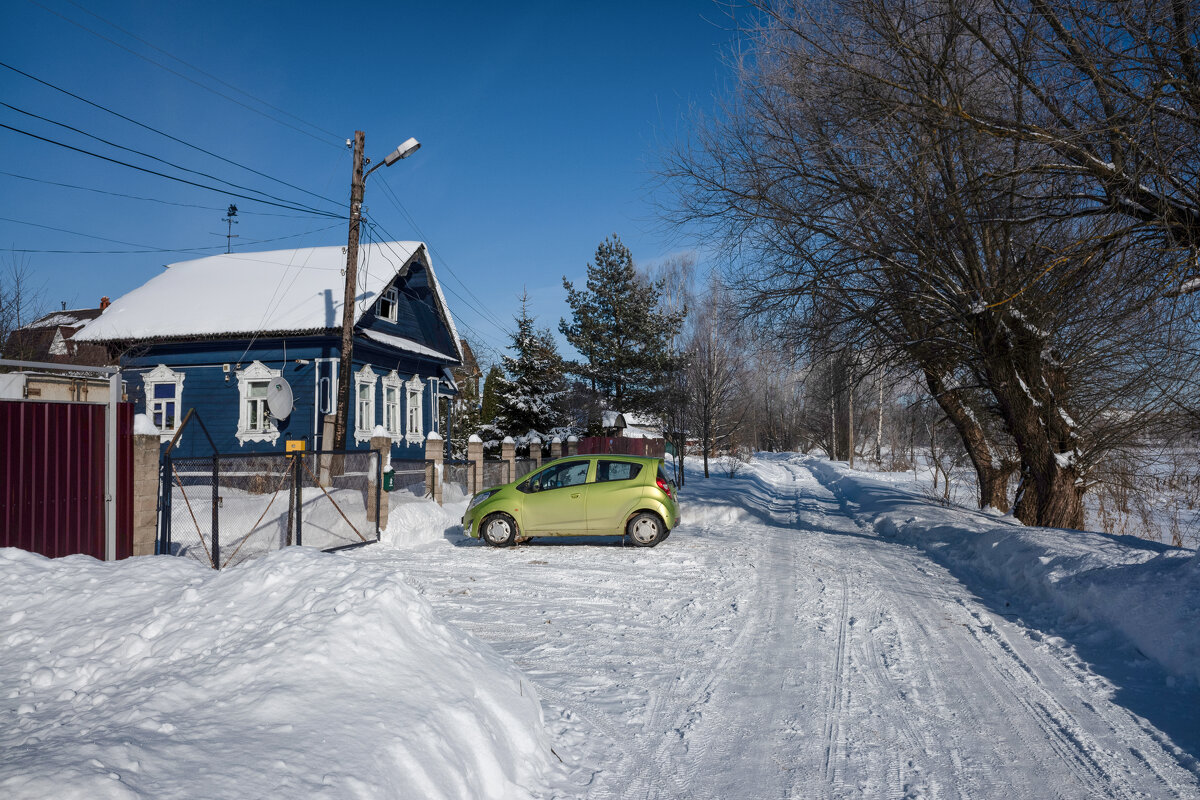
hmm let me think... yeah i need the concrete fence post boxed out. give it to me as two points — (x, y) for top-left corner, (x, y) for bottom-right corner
(425, 431), (444, 505)
(550, 436), (562, 461)
(467, 435), (483, 496)
(501, 436), (515, 485)
(567, 435), (579, 457)
(529, 436), (542, 469)
(132, 430), (161, 557)
(368, 431), (391, 532)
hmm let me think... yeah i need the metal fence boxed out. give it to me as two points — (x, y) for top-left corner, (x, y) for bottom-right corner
(443, 459), (472, 501)
(482, 460), (511, 488)
(160, 449), (381, 569)
(514, 458), (538, 481)
(389, 458), (431, 498)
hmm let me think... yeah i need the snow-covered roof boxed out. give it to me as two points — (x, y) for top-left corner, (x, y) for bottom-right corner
(75, 243), (461, 361)
(361, 329), (456, 362)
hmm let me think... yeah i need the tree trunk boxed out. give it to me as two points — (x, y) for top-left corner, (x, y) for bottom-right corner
(923, 369), (1014, 512)
(976, 318), (1084, 529)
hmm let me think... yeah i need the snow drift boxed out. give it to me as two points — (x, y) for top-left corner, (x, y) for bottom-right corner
(0, 547), (553, 799)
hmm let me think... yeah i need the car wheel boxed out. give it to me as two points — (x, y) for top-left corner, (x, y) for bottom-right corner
(481, 513), (518, 547)
(626, 512), (665, 547)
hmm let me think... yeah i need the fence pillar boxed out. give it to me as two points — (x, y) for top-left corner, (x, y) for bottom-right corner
(567, 435), (578, 457)
(367, 433), (391, 532)
(425, 431), (444, 505)
(132, 430), (161, 557)
(467, 435), (483, 495)
(501, 436), (515, 485)
(550, 436), (562, 461)
(529, 436), (542, 469)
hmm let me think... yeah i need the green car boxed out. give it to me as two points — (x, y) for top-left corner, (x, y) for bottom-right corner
(462, 455), (680, 547)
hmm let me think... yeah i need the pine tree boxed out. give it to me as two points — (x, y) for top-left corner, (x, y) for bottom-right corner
(559, 234), (686, 415)
(492, 294), (568, 437)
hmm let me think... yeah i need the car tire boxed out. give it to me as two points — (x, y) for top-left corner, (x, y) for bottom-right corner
(626, 512), (665, 547)
(481, 513), (518, 547)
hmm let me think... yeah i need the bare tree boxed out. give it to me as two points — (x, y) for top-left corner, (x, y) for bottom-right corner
(665, 0), (1200, 527)
(688, 277), (747, 478)
(0, 253), (46, 361)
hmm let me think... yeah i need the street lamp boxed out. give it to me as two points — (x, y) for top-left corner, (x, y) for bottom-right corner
(331, 131), (420, 453)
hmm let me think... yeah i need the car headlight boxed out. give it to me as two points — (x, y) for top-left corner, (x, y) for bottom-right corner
(467, 490), (496, 511)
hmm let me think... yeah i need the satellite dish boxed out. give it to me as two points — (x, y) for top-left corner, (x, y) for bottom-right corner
(266, 378), (294, 419)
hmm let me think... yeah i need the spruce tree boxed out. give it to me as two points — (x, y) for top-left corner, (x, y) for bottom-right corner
(492, 294), (568, 437)
(560, 234), (686, 415)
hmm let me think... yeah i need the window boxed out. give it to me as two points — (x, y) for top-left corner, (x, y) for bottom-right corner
(377, 286), (398, 322)
(353, 365), (378, 443)
(522, 460), (590, 493)
(404, 374), (424, 445)
(142, 364), (185, 442)
(235, 361), (281, 445)
(382, 371), (403, 439)
(596, 460), (642, 483)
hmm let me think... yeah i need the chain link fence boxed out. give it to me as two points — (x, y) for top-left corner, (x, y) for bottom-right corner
(160, 449), (381, 569)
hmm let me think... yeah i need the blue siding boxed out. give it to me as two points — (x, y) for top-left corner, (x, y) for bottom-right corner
(122, 333), (455, 459)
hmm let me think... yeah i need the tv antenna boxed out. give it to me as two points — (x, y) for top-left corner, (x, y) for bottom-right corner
(219, 204), (239, 253)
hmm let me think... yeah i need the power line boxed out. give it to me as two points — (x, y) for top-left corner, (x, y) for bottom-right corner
(64, 0), (343, 142)
(0, 60), (346, 209)
(0, 169), (224, 211)
(374, 179), (517, 335)
(366, 219), (515, 341)
(0, 121), (346, 218)
(1, 100), (343, 217)
(0, 214), (214, 252)
(24, 2), (343, 148)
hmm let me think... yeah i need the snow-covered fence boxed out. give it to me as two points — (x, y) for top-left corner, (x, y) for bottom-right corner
(160, 449), (381, 569)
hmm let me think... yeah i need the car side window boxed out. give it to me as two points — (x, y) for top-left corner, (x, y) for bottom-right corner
(527, 460), (590, 491)
(596, 460), (642, 483)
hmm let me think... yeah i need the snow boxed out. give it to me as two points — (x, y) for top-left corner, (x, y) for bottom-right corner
(0, 547), (552, 799)
(73, 244), (458, 356)
(4, 453), (1199, 798)
(132, 414), (159, 436)
(361, 328), (457, 362)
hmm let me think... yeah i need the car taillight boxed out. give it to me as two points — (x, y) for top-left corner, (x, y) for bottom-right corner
(656, 476), (671, 496)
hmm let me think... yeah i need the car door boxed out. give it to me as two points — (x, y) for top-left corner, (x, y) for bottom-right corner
(586, 459), (646, 534)
(518, 459), (592, 534)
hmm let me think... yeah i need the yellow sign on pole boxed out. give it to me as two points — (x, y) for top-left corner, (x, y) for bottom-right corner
(286, 439), (306, 452)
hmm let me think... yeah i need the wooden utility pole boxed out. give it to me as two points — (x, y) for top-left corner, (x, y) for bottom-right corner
(332, 130), (365, 453)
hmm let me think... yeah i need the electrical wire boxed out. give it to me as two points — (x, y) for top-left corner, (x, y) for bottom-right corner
(374, 179), (516, 335)
(0, 121), (346, 218)
(1, 100), (343, 217)
(0, 60), (347, 207)
(64, 0), (343, 142)
(0, 214), (216, 253)
(0, 169), (225, 211)
(23, 2), (343, 148)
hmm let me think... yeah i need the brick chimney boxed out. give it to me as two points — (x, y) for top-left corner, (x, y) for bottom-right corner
(100, 296), (111, 311)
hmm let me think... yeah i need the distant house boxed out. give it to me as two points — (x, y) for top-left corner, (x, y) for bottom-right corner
(73, 243), (462, 458)
(2, 299), (111, 364)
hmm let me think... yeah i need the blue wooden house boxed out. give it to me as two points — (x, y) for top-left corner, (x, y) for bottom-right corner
(74, 242), (462, 459)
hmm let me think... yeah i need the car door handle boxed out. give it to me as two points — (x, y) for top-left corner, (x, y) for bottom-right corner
(571, 492), (581, 499)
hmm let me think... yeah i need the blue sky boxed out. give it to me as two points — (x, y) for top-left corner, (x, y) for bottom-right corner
(0, 0), (740, 365)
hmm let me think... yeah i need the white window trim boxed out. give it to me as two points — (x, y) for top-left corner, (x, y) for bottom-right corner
(354, 365), (379, 444)
(143, 364), (185, 443)
(377, 286), (399, 322)
(429, 377), (440, 434)
(404, 374), (425, 445)
(382, 370), (404, 441)
(235, 361), (281, 446)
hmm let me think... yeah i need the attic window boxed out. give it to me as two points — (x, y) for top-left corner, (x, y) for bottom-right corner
(377, 287), (398, 322)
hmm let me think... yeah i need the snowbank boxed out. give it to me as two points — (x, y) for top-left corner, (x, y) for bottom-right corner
(805, 458), (1200, 685)
(0, 547), (553, 799)
(380, 495), (468, 548)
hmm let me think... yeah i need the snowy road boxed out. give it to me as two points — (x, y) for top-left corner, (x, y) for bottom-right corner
(357, 455), (1200, 799)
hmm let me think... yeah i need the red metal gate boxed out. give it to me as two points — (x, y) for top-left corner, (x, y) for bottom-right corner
(0, 400), (133, 559)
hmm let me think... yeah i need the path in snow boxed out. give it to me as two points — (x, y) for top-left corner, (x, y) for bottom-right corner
(356, 455), (1198, 799)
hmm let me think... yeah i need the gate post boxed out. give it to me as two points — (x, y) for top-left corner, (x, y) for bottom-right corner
(211, 457), (220, 569)
(367, 433), (391, 532)
(425, 432), (443, 505)
(501, 437), (515, 485)
(467, 435), (483, 495)
(132, 430), (161, 556)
